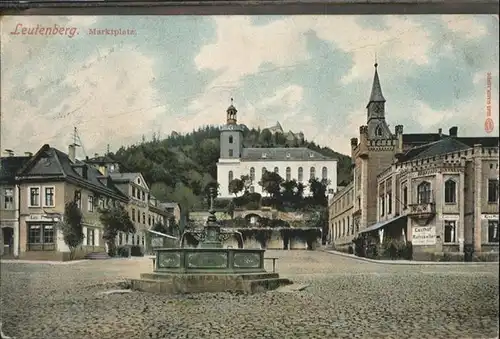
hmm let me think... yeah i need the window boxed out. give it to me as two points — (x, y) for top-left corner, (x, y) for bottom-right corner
(347, 216), (350, 235)
(132, 208), (136, 222)
(141, 236), (145, 246)
(138, 178), (141, 185)
(286, 167), (291, 181)
(136, 235), (140, 245)
(88, 196), (94, 212)
(137, 209), (140, 221)
(322, 167), (328, 180)
(132, 187), (136, 197)
(125, 233), (129, 244)
(3, 188), (13, 209)
(488, 220), (499, 243)
(118, 233), (123, 245)
(74, 191), (82, 208)
(274, 167), (279, 174)
(417, 181), (432, 204)
(148, 215), (151, 226)
(142, 212), (146, 224)
(387, 192), (392, 214)
(488, 179), (499, 203)
(228, 149), (234, 157)
(43, 187), (55, 207)
(27, 224), (55, 251)
(249, 186), (255, 193)
(342, 219), (345, 236)
(87, 228), (95, 246)
(375, 126), (382, 136)
(402, 186), (408, 209)
(28, 187), (41, 207)
(228, 171), (234, 183)
(249, 167), (255, 181)
(261, 167), (267, 178)
(298, 167), (303, 182)
(310, 167), (315, 180)
(444, 220), (456, 243)
(380, 195), (385, 216)
(444, 179), (457, 203)
(142, 191), (145, 201)
(99, 198), (105, 209)
(229, 136), (233, 144)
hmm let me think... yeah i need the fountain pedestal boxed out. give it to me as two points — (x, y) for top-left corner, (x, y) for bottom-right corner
(130, 188), (292, 294)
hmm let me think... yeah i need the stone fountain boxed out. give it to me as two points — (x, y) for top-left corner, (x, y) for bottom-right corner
(130, 188), (292, 294)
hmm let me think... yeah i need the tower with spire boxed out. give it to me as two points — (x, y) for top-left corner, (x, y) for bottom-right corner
(366, 63), (391, 139)
(219, 98), (244, 160)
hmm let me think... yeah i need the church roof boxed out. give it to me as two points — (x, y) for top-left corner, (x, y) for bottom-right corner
(241, 147), (336, 162)
(366, 63), (386, 107)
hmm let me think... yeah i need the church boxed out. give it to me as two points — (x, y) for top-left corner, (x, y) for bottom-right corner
(216, 101), (338, 199)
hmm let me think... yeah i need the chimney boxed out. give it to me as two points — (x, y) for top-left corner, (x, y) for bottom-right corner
(395, 125), (404, 154)
(438, 128), (442, 137)
(24, 152), (33, 157)
(68, 144), (76, 163)
(449, 126), (458, 137)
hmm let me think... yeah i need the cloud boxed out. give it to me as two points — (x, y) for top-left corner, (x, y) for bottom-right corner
(443, 15), (488, 39)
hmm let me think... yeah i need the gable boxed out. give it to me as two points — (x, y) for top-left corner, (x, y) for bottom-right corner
(133, 173), (149, 191)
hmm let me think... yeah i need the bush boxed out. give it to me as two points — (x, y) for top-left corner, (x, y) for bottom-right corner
(245, 201), (260, 210)
(116, 245), (131, 257)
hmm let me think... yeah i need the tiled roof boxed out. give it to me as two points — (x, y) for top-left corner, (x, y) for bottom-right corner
(399, 137), (471, 162)
(109, 172), (141, 182)
(402, 133), (447, 144)
(85, 155), (116, 164)
(0, 156), (31, 182)
(241, 147), (335, 161)
(456, 137), (499, 148)
(16, 145), (127, 200)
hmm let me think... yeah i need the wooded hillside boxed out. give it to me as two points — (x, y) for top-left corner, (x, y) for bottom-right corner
(111, 126), (352, 213)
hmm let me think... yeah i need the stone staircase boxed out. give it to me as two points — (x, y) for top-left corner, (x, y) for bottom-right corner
(85, 252), (111, 260)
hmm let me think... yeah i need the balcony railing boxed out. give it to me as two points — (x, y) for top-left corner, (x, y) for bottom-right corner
(408, 202), (436, 225)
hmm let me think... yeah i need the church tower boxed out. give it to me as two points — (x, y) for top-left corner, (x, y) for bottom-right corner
(219, 98), (244, 159)
(366, 63), (392, 139)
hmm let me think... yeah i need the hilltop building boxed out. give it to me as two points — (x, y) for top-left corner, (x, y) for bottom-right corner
(216, 99), (338, 199)
(329, 63), (499, 260)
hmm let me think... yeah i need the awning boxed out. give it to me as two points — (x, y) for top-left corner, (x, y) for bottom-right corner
(359, 215), (407, 234)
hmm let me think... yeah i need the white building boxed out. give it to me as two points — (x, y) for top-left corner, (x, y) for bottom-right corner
(216, 100), (338, 199)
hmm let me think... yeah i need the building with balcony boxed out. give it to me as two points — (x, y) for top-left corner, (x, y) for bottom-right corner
(329, 63), (499, 259)
(14, 144), (129, 260)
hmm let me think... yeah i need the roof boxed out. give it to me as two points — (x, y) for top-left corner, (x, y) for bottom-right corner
(399, 137), (471, 162)
(403, 133), (447, 145)
(367, 64), (386, 105)
(16, 144), (127, 200)
(241, 147), (336, 161)
(159, 202), (180, 209)
(456, 137), (498, 148)
(0, 156), (31, 183)
(85, 155), (117, 164)
(108, 172), (141, 182)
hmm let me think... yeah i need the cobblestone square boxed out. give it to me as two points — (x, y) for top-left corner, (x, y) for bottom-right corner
(1, 251), (498, 339)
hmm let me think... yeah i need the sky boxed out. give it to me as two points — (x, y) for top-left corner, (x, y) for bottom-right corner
(1, 15), (498, 158)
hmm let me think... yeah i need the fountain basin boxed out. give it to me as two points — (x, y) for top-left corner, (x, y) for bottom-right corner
(152, 247), (266, 274)
(130, 248), (292, 294)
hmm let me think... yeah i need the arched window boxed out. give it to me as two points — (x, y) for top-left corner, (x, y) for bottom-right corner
(142, 212), (146, 224)
(274, 167), (279, 174)
(286, 167), (291, 181)
(228, 171), (234, 183)
(444, 179), (456, 203)
(417, 181), (431, 204)
(298, 167), (303, 182)
(250, 167), (255, 181)
(322, 166), (328, 180)
(261, 167), (267, 178)
(228, 135), (233, 144)
(375, 125), (383, 136)
(342, 219), (346, 236)
(310, 167), (316, 180)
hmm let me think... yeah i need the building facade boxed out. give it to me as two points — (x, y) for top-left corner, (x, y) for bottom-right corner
(217, 101), (338, 199)
(15, 144), (129, 260)
(0, 155), (31, 257)
(329, 63), (499, 259)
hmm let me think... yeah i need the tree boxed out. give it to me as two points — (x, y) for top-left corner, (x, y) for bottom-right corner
(308, 178), (330, 206)
(99, 204), (136, 256)
(240, 174), (252, 194)
(259, 170), (283, 199)
(58, 201), (84, 260)
(226, 200), (235, 219)
(259, 129), (273, 146)
(228, 178), (244, 196)
(152, 220), (168, 234)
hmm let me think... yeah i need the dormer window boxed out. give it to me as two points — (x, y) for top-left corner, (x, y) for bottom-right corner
(262, 153), (267, 158)
(137, 178), (141, 185)
(286, 152), (291, 158)
(309, 152), (314, 158)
